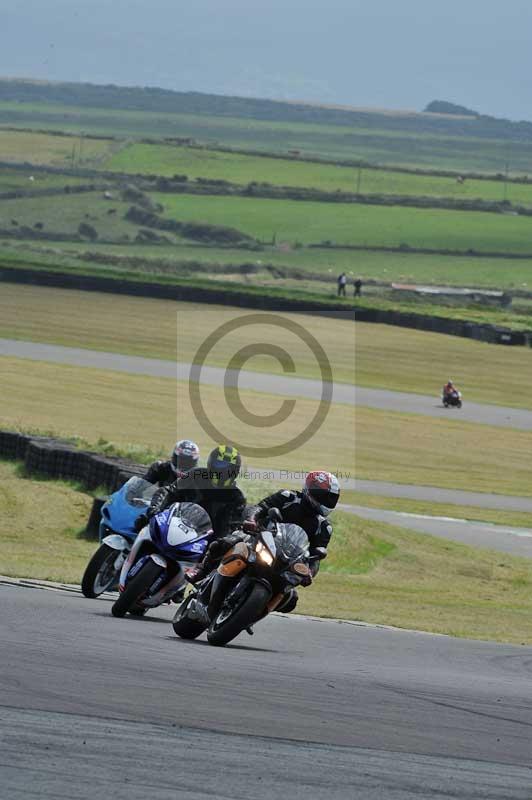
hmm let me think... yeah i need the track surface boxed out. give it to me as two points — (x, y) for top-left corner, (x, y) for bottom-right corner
(353, 478), (532, 511)
(343, 504), (532, 557)
(0, 338), (355, 405)
(5, 338), (532, 430)
(2, 583), (532, 799)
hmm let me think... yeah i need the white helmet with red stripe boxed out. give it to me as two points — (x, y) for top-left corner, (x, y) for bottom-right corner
(302, 471), (340, 516)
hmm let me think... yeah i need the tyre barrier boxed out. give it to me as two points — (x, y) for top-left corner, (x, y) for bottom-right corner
(0, 431), (146, 536)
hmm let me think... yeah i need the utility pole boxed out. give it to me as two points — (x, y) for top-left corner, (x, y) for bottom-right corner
(503, 162), (509, 203)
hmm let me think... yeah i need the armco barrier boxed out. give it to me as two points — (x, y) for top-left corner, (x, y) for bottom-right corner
(0, 431), (145, 494)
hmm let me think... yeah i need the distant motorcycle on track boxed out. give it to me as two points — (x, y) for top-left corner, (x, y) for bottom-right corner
(172, 509), (312, 646)
(442, 389), (462, 408)
(81, 477), (157, 599)
(111, 502), (213, 618)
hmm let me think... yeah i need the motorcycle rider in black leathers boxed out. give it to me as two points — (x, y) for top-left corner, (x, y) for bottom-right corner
(135, 445), (246, 546)
(186, 470), (340, 614)
(143, 439), (200, 487)
(246, 471), (340, 612)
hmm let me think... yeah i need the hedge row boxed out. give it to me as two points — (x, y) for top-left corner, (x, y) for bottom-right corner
(0, 430), (143, 493)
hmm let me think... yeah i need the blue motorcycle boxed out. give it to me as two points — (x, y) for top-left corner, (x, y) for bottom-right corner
(111, 501), (213, 618)
(81, 477), (157, 599)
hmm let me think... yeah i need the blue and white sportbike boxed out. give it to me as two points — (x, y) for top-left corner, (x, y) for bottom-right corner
(111, 502), (213, 618)
(81, 477), (158, 599)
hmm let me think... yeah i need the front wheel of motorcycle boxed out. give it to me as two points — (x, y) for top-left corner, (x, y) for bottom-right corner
(207, 582), (270, 647)
(172, 594), (208, 640)
(81, 544), (121, 598)
(111, 560), (163, 618)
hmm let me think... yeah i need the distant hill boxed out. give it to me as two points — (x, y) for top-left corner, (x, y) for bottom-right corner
(425, 100), (479, 118)
(2, 78), (532, 142)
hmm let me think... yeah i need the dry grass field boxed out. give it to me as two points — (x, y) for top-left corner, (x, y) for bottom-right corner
(0, 130), (114, 166)
(0, 283), (355, 385)
(355, 321), (532, 409)
(0, 357), (354, 476)
(355, 406), (532, 495)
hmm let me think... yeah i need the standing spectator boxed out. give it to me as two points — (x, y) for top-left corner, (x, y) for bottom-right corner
(337, 272), (347, 297)
(354, 278), (362, 297)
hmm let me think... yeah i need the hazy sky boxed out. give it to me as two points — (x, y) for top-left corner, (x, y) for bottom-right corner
(2, 0), (530, 119)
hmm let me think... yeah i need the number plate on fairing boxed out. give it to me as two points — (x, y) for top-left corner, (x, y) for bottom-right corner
(167, 518), (198, 546)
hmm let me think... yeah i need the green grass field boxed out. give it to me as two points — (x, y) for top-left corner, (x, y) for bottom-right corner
(156, 192), (532, 254)
(5, 236), (532, 290)
(2, 457), (532, 644)
(0, 191), (161, 241)
(105, 142), (532, 205)
(3, 100), (532, 172)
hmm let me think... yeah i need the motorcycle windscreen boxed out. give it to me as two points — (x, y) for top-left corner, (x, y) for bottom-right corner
(123, 477), (158, 506)
(102, 477), (157, 535)
(151, 502), (213, 560)
(276, 523), (310, 562)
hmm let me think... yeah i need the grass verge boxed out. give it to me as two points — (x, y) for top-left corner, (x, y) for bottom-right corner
(0, 460), (93, 583)
(355, 406), (532, 497)
(0, 357), (355, 475)
(355, 320), (532, 409)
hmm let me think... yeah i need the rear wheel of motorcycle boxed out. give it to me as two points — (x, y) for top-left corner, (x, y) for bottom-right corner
(207, 582), (270, 647)
(111, 561), (163, 618)
(172, 595), (207, 640)
(81, 544), (120, 598)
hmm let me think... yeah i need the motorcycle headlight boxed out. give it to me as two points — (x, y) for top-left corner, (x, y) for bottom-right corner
(291, 562), (310, 577)
(256, 541), (274, 566)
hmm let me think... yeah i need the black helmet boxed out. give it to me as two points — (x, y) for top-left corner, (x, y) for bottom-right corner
(171, 440), (200, 473)
(207, 445), (241, 487)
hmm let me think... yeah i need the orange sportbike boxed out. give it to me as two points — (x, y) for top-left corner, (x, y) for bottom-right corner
(172, 513), (311, 647)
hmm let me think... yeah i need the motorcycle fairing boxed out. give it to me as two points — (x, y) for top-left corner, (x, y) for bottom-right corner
(101, 477), (157, 539)
(101, 533), (131, 552)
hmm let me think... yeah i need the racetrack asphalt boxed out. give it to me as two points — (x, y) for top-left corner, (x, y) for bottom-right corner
(5, 337), (532, 430)
(2, 582), (532, 799)
(342, 505), (532, 558)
